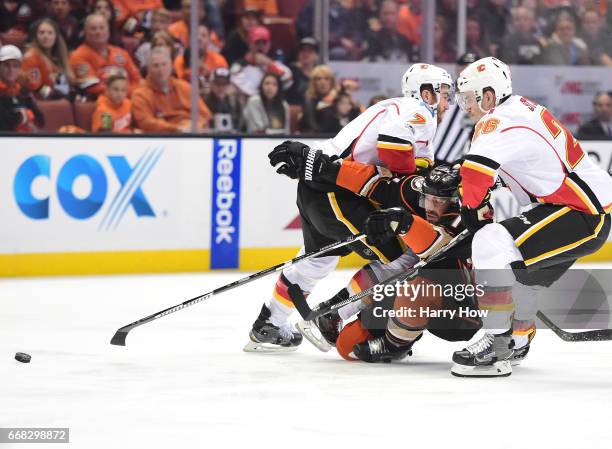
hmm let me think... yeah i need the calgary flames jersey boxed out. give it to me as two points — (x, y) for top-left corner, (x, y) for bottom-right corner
(319, 96), (438, 175)
(461, 95), (612, 215)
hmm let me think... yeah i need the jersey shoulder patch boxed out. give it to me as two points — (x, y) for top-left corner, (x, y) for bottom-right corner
(408, 112), (427, 125)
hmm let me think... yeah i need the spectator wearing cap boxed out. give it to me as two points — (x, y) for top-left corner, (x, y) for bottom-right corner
(47, 0), (81, 50)
(69, 14), (141, 99)
(203, 67), (242, 132)
(174, 24), (228, 85)
(577, 92), (612, 140)
(168, 0), (222, 51)
(223, 7), (262, 65)
(540, 13), (590, 65)
(499, 6), (543, 64)
(363, 0), (417, 63)
(286, 37), (319, 105)
(0, 45), (44, 132)
(229, 25), (292, 98)
(432, 52), (479, 164)
(132, 46), (211, 132)
(242, 72), (289, 134)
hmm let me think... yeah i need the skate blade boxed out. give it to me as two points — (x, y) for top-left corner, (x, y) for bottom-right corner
(295, 320), (332, 352)
(243, 340), (299, 353)
(450, 360), (512, 378)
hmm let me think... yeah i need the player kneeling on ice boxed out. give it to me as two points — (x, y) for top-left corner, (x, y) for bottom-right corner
(444, 57), (612, 377)
(335, 166), (483, 362)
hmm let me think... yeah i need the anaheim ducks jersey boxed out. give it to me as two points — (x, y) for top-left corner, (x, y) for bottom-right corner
(319, 96), (437, 175)
(324, 158), (465, 258)
(461, 95), (612, 215)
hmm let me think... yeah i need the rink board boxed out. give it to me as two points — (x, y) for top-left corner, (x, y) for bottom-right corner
(0, 136), (610, 276)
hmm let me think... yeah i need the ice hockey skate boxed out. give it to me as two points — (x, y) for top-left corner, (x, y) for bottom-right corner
(243, 305), (303, 353)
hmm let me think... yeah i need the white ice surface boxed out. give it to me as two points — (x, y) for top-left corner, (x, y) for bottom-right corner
(2, 268), (612, 449)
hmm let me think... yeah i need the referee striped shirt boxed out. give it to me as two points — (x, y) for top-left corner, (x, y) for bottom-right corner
(433, 104), (474, 163)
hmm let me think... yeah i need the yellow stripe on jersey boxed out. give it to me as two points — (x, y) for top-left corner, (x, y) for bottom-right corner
(376, 142), (414, 152)
(273, 289), (296, 308)
(564, 177), (599, 215)
(462, 160), (497, 177)
(327, 192), (389, 263)
(524, 214), (606, 266)
(515, 207), (571, 247)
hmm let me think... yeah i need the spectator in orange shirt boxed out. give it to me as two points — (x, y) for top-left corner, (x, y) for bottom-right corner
(169, 0), (222, 51)
(92, 72), (134, 132)
(113, 0), (164, 33)
(69, 14), (141, 99)
(174, 24), (228, 84)
(22, 18), (75, 99)
(132, 46), (211, 132)
(244, 0), (278, 16)
(397, 0), (422, 45)
(90, 0), (124, 47)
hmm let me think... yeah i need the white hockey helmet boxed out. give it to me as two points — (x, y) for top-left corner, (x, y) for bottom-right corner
(401, 63), (453, 107)
(456, 57), (512, 113)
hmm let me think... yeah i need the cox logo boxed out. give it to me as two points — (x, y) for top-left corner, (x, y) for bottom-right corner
(13, 148), (163, 230)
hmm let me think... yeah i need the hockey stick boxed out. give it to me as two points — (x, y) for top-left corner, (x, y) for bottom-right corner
(294, 229), (471, 321)
(536, 310), (612, 342)
(110, 233), (366, 346)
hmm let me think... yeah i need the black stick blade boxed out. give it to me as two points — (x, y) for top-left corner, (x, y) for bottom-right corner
(110, 329), (129, 346)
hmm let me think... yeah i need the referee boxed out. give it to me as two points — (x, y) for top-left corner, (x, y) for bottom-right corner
(433, 52), (480, 164)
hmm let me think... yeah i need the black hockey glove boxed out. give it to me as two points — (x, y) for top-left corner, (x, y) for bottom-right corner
(268, 140), (334, 182)
(364, 207), (413, 246)
(268, 140), (309, 179)
(460, 192), (494, 233)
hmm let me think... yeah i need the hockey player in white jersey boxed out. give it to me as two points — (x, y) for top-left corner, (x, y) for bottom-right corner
(244, 64), (453, 352)
(317, 63), (452, 173)
(447, 57), (612, 377)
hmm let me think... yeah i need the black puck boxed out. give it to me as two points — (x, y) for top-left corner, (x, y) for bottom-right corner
(15, 352), (31, 363)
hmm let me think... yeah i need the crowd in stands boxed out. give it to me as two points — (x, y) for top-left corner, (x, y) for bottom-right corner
(0, 0), (611, 135)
